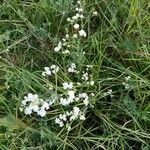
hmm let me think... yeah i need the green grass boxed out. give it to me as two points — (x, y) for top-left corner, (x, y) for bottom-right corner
(0, 0), (150, 149)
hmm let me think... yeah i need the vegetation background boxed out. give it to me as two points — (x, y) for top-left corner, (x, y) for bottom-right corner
(0, 0), (150, 149)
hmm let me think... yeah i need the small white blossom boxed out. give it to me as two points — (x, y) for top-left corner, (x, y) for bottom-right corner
(83, 99), (89, 106)
(42, 67), (51, 76)
(75, 13), (80, 18)
(73, 34), (78, 38)
(103, 89), (113, 97)
(67, 44), (70, 48)
(30, 104), (39, 112)
(67, 18), (71, 22)
(24, 107), (32, 115)
(51, 65), (59, 74)
(125, 76), (131, 81)
(54, 42), (62, 52)
(72, 15), (78, 20)
(90, 80), (94, 86)
(79, 14), (84, 19)
(37, 109), (47, 117)
(62, 50), (70, 54)
(79, 29), (87, 37)
(65, 34), (69, 38)
(74, 23), (80, 29)
(55, 118), (60, 124)
(59, 122), (64, 127)
(78, 8), (83, 12)
(68, 90), (75, 101)
(82, 72), (89, 81)
(62, 82), (73, 90)
(21, 93), (51, 117)
(68, 63), (77, 73)
(73, 106), (80, 117)
(54, 46), (61, 52)
(76, 7), (79, 11)
(62, 38), (66, 42)
(77, 0), (81, 4)
(60, 98), (68, 106)
(41, 102), (49, 110)
(93, 11), (98, 16)
(67, 125), (71, 131)
(79, 114), (86, 120)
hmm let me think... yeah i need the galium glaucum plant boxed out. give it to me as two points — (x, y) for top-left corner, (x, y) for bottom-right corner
(20, 0), (98, 131)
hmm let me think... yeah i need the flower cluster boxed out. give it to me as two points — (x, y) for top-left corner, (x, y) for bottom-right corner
(67, 1), (84, 24)
(60, 82), (91, 107)
(55, 106), (85, 129)
(54, 0), (87, 54)
(20, 0), (97, 131)
(42, 65), (59, 76)
(92, 11), (98, 16)
(103, 89), (113, 98)
(81, 65), (94, 86)
(122, 76), (132, 89)
(20, 93), (51, 117)
(68, 63), (78, 73)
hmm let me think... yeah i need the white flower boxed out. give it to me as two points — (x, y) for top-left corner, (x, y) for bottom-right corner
(37, 109), (46, 117)
(78, 8), (83, 12)
(27, 93), (35, 100)
(82, 72), (89, 81)
(22, 100), (27, 106)
(79, 93), (89, 106)
(107, 89), (112, 94)
(67, 125), (71, 131)
(76, 7), (79, 11)
(90, 80), (94, 86)
(91, 93), (95, 97)
(93, 11), (98, 16)
(60, 98), (68, 106)
(83, 99), (89, 106)
(54, 46), (61, 52)
(62, 82), (73, 90)
(125, 76), (131, 81)
(62, 50), (70, 54)
(19, 107), (23, 112)
(68, 63), (77, 73)
(63, 42), (67, 46)
(54, 42), (62, 52)
(74, 24), (80, 29)
(72, 15), (78, 20)
(30, 104), (39, 112)
(79, 29), (87, 37)
(24, 107), (32, 115)
(55, 116), (65, 127)
(75, 13), (80, 18)
(79, 114), (86, 120)
(73, 106), (80, 117)
(77, 0), (81, 4)
(59, 114), (67, 121)
(55, 118), (60, 124)
(79, 14), (84, 19)
(58, 42), (62, 47)
(70, 115), (76, 121)
(43, 67), (51, 75)
(59, 122), (64, 127)
(67, 44), (70, 48)
(65, 34), (69, 38)
(73, 34), (78, 38)
(67, 18), (71, 22)
(62, 38), (66, 42)
(41, 102), (49, 110)
(68, 91), (75, 99)
(51, 65), (59, 74)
